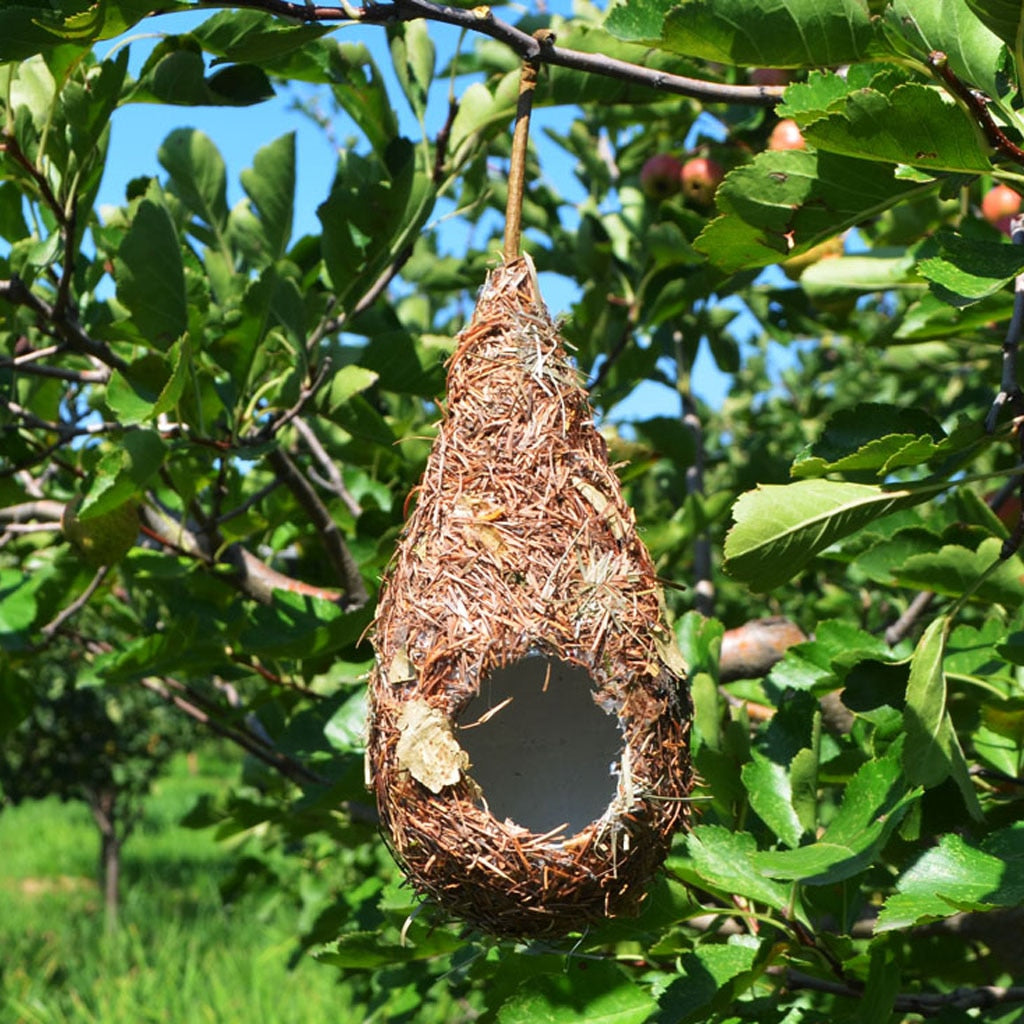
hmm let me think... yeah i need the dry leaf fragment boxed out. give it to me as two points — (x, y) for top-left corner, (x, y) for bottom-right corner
(395, 698), (470, 794)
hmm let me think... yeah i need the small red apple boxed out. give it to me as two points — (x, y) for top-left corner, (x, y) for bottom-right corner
(749, 68), (790, 87)
(981, 183), (1022, 235)
(680, 157), (724, 207)
(768, 118), (806, 151)
(640, 154), (683, 200)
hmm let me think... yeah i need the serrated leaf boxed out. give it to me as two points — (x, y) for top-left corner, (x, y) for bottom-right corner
(190, 8), (333, 64)
(742, 752), (805, 848)
(724, 478), (943, 591)
(683, 825), (795, 913)
(315, 928), (462, 969)
(105, 337), (190, 425)
(80, 430), (167, 517)
(754, 748), (918, 884)
(658, 0), (877, 66)
(917, 231), (1024, 307)
(496, 961), (656, 1024)
(239, 592), (372, 660)
(886, 0), (1007, 102)
(695, 150), (924, 274)
(388, 20), (434, 121)
(902, 616), (951, 788)
(876, 823), (1024, 930)
(893, 537), (1024, 605)
(656, 942), (759, 1023)
(115, 197), (187, 350)
(901, 617), (981, 817)
(803, 84), (993, 172)
(792, 403), (946, 479)
(965, 0), (1023, 51)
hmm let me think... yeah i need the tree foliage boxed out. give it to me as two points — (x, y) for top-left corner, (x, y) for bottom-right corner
(2, 0), (1024, 1019)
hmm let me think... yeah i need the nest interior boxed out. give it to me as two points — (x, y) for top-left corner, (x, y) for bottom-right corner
(368, 255), (693, 938)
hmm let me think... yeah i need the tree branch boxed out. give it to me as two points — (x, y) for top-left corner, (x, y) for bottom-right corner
(292, 416), (362, 518)
(266, 446), (369, 608)
(219, 0), (785, 106)
(0, 276), (129, 374)
(929, 52), (1024, 169)
(774, 966), (1024, 1018)
(139, 502), (347, 605)
(38, 566), (110, 641)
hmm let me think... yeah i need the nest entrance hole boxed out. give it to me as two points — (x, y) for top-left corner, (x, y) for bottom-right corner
(457, 656), (622, 836)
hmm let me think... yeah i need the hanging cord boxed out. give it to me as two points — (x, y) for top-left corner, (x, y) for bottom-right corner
(503, 39), (545, 262)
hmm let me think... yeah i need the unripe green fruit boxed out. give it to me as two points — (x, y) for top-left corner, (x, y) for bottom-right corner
(62, 497), (139, 567)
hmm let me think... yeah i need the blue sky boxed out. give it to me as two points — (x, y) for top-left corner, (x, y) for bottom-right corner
(96, 1), (743, 416)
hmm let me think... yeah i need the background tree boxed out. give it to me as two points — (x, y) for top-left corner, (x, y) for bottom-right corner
(2, 0), (1024, 1020)
(0, 670), (194, 930)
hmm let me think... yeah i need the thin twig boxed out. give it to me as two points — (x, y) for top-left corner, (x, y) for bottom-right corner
(774, 966), (1024, 1017)
(39, 566), (110, 640)
(292, 417), (362, 517)
(884, 590), (936, 647)
(674, 332), (713, 616)
(986, 218), (1024, 432)
(0, 276), (129, 373)
(504, 48), (541, 262)
(929, 52), (1024, 168)
(266, 447), (369, 608)
(221, 0), (785, 106)
(257, 358), (331, 440)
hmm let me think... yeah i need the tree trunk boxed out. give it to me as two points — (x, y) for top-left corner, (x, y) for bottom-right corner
(89, 787), (121, 933)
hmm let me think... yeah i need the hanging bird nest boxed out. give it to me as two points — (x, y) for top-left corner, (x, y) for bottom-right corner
(366, 255), (693, 938)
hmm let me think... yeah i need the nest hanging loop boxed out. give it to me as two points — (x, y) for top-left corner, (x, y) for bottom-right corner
(367, 54), (693, 939)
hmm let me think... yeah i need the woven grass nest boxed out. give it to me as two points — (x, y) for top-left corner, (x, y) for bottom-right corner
(367, 255), (693, 938)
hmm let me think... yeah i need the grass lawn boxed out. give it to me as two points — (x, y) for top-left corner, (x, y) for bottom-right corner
(0, 748), (358, 1024)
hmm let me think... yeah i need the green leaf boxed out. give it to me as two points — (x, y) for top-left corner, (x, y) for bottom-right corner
(158, 128), (229, 235)
(682, 825), (795, 914)
(115, 197), (187, 349)
(791, 403), (946, 479)
(753, 748), (919, 884)
(388, 21), (435, 121)
(80, 430), (167, 517)
(656, 942), (760, 1023)
(496, 961), (655, 1024)
(876, 823), (1024, 930)
(328, 44), (399, 154)
(723, 478), (944, 592)
(856, 945), (901, 1024)
(635, 0), (879, 66)
(893, 537), (1024, 605)
(322, 366), (380, 416)
(190, 9), (333, 64)
(317, 139), (434, 315)
(131, 36), (273, 107)
(917, 231), (1024, 307)
(965, 0), (1023, 51)
(695, 150), (924, 274)
(105, 337), (191, 425)
(902, 616), (952, 788)
(901, 617), (982, 817)
(885, 0), (1007, 102)
(315, 929), (463, 969)
(803, 84), (993, 173)
(239, 593), (372, 660)
(742, 752), (805, 848)
(240, 133), (295, 261)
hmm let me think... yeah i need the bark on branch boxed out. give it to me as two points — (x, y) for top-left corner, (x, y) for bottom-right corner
(222, 0), (784, 106)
